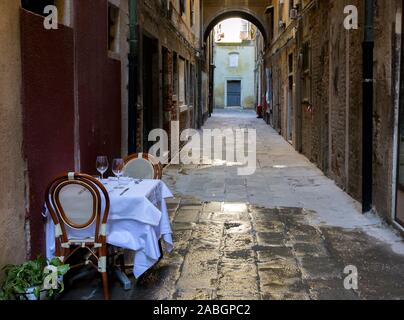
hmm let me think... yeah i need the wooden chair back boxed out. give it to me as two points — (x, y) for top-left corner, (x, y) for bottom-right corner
(45, 173), (110, 299)
(123, 153), (162, 180)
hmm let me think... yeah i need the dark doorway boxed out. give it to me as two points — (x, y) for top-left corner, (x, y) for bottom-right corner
(287, 75), (294, 142)
(142, 34), (159, 152)
(396, 105), (404, 226)
(394, 1), (404, 227)
(227, 80), (241, 107)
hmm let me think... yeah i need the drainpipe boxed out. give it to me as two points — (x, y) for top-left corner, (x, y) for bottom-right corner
(128, 0), (138, 153)
(295, 8), (303, 153)
(362, 0), (375, 213)
(197, 0), (203, 128)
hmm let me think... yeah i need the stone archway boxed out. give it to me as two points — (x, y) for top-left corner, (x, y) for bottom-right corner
(202, 0), (270, 45)
(203, 8), (269, 46)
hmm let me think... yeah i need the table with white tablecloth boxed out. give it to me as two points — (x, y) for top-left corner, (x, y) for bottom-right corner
(45, 179), (174, 278)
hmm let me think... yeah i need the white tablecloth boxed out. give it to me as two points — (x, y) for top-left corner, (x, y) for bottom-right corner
(45, 179), (174, 278)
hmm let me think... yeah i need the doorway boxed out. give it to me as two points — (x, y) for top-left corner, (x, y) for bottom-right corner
(142, 34), (159, 152)
(287, 75), (294, 143)
(396, 109), (404, 227)
(395, 6), (404, 229)
(227, 80), (241, 107)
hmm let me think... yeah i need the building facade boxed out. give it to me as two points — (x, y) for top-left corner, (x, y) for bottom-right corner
(134, 0), (201, 153)
(265, 0), (404, 232)
(0, 0), (202, 272)
(213, 19), (257, 109)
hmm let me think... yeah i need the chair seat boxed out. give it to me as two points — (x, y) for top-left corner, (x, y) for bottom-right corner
(68, 237), (95, 245)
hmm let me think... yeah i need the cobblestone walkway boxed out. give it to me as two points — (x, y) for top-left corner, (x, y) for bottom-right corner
(64, 109), (404, 300)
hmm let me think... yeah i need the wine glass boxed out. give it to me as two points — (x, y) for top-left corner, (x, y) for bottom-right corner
(112, 158), (125, 188)
(96, 156), (109, 180)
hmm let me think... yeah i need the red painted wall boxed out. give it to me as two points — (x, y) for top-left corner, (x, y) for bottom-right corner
(75, 0), (122, 174)
(21, 1), (122, 256)
(21, 9), (75, 257)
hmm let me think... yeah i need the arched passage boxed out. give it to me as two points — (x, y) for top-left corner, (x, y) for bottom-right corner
(203, 9), (269, 47)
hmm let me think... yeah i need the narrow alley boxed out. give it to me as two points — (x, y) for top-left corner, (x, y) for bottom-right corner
(62, 109), (404, 300)
(2, 0), (404, 305)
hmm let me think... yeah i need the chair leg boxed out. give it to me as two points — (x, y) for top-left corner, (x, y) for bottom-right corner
(101, 272), (110, 300)
(118, 250), (126, 271)
(158, 239), (164, 262)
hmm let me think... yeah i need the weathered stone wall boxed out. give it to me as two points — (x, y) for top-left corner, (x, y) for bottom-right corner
(373, 0), (402, 222)
(0, 1), (26, 277)
(267, 0), (402, 226)
(137, 0), (200, 152)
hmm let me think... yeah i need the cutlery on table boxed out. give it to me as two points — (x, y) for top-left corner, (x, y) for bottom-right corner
(120, 188), (130, 196)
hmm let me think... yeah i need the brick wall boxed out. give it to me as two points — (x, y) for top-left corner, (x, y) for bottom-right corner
(267, 0), (402, 225)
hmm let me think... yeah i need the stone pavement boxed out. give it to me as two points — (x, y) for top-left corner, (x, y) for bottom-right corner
(62, 109), (404, 300)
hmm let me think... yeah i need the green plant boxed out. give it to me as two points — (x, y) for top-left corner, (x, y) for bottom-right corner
(0, 256), (70, 300)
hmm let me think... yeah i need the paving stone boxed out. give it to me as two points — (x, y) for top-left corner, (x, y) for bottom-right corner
(223, 249), (255, 262)
(172, 222), (195, 232)
(256, 232), (286, 246)
(217, 293), (260, 300)
(258, 261), (302, 288)
(250, 208), (280, 222)
(217, 263), (259, 298)
(293, 243), (329, 258)
(300, 256), (343, 280)
(176, 245), (220, 291)
(254, 220), (285, 233)
(208, 212), (247, 222)
(176, 207), (201, 221)
(191, 222), (224, 245)
(256, 246), (295, 263)
(223, 203), (248, 213)
(307, 279), (359, 300)
(203, 202), (223, 213)
(174, 289), (216, 300)
(263, 291), (310, 301)
(224, 232), (254, 250)
(286, 224), (324, 243)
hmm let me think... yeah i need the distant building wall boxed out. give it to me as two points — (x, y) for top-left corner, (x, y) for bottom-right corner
(0, 1), (27, 278)
(214, 42), (256, 109)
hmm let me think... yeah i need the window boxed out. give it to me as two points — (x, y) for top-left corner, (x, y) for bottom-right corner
(302, 42), (310, 72)
(22, 0), (55, 15)
(265, 6), (275, 41)
(173, 53), (179, 97)
(289, 0), (294, 14)
(180, 0), (186, 16)
(190, 0), (195, 26)
(279, 0), (284, 22)
(189, 64), (195, 105)
(241, 20), (249, 33)
(108, 3), (120, 54)
(229, 53), (239, 68)
(302, 42), (311, 103)
(178, 58), (186, 104)
(288, 53), (293, 74)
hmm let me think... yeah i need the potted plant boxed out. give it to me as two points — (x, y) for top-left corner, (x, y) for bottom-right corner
(0, 257), (70, 301)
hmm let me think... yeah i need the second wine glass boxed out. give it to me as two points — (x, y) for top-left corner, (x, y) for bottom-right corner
(112, 158), (125, 189)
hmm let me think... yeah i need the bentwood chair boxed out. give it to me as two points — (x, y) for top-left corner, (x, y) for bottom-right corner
(123, 153), (163, 180)
(122, 154), (164, 268)
(45, 173), (111, 300)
